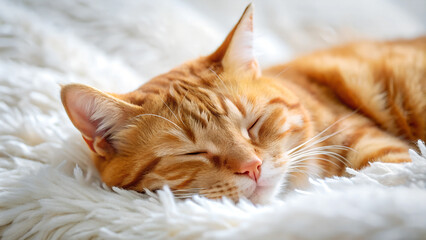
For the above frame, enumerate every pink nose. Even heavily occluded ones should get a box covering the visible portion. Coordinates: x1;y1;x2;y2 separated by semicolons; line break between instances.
234;158;262;182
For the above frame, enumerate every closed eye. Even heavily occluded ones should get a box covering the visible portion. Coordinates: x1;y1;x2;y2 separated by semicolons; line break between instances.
248;117;260;131
184;151;208;156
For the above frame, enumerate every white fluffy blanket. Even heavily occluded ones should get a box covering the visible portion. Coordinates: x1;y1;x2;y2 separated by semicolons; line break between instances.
1;1;426;239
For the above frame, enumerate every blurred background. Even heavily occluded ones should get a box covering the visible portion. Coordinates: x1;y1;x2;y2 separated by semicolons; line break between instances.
1;0;425;91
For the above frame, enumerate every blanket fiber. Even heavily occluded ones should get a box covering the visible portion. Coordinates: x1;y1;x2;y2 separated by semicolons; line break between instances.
1;0;425;239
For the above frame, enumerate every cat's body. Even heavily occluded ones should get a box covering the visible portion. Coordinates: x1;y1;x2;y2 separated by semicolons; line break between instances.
61;5;425;203
266;38;426;184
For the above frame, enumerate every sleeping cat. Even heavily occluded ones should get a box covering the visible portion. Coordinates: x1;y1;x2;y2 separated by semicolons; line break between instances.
61;4;426;204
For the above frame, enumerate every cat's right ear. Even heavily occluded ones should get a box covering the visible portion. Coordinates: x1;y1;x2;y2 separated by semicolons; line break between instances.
61;84;141;157
208;3;260;77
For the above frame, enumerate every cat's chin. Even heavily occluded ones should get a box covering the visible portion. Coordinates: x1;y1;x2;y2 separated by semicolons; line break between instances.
245;172;285;204
247;184;280;204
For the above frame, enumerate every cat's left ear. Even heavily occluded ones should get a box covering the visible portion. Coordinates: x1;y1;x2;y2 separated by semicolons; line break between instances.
209;3;260;77
61;84;142;158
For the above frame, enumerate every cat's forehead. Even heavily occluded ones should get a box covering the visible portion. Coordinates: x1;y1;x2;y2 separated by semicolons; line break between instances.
168;79;263;120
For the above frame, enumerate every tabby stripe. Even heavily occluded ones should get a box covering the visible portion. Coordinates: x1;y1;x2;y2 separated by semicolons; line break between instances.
173;83;188;95
151;79;173;88
165;172;184;181
383;79;414;140
322;149;348;177
336;150;348;175
200;78;214;88
218;96;229;114
141;86;161;94
391;98;416;140
122;157;162;189
160;161;207;179
204;102;221;116
307;66;386;131
318;155;333;176
197;87;214;98
196;91;222;116
188;65;199;79
382;68;424;140
232;98;246;116
183;124;196;143
358;146;408;168
258;109;283;138
175;171;198;189
177;95;206;127
186;80;202;88
209;155;222;168
190;112;208;128
165;94;179;110
343;129;367;149
371;153;411;164
277;126;303;139
403;80;425;140
268;97;299;109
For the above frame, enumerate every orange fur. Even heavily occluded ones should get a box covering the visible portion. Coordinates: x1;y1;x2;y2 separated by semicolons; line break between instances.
61;4;425;203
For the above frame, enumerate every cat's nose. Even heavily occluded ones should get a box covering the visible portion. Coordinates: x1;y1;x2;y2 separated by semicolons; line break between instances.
235;158;262;182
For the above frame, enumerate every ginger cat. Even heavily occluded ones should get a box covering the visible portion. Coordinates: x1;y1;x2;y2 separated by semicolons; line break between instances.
61;4;426;203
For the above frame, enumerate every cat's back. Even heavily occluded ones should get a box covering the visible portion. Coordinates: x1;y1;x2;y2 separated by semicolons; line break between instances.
266;37;426;141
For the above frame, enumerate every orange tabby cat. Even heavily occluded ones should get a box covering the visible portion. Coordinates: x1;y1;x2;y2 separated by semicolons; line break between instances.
61;4;426;203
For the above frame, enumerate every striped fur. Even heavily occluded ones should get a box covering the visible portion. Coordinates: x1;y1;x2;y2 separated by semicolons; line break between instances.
61;5;425;203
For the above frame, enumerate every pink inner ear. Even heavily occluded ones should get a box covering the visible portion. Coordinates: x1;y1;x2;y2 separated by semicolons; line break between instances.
65;90;99;140
220;4;259;76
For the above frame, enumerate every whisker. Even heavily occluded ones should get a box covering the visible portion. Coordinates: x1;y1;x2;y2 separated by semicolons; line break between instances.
171;188;205;193
160;97;185;126
289;156;346;168
286;143;352;176
287;147;345;165
175;87;190;125
288;145;355;158
174;195;194;199
286;168;321;179
287;126;349;157
283;158;323;174
286;111;358;155
311;145;355;151
286;167;319;175
273;65;293;78
290;151;348;164
177;88;190;114
286;161;324;172
172;192;197;196
173;191;207;199
170;188;205;198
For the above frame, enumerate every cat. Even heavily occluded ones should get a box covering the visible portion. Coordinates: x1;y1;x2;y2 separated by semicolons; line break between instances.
61;4;426;204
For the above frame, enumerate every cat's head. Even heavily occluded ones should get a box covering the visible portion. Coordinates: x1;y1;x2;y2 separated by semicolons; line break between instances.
61;4;311;203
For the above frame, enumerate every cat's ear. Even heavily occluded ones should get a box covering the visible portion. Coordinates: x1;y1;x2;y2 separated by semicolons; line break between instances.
61;84;141;157
209;3;260;77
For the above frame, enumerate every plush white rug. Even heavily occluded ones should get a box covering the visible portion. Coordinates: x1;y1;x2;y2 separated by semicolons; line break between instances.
1;0;426;239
